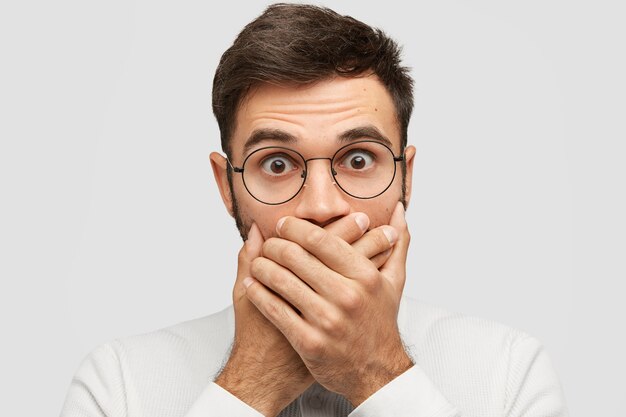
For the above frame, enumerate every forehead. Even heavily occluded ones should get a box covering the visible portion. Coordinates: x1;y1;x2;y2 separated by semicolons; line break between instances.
231;75;401;157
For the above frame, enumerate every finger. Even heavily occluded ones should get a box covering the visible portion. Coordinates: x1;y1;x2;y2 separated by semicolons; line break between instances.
243;276;313;344
369;248;392;269
351;225;398;260
324;213;393;267
234;223;263;301
261;237;349;297
323;212;370;244
250;256;329;320
380;202;410;295
277;217;393;279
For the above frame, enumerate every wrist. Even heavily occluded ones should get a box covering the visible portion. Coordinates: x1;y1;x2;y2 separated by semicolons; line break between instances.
215;348;313;416
215;367;277;416
346;350;414;406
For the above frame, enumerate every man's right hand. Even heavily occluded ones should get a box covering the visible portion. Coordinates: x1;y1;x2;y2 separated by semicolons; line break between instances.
215;222;311;417
215;213;395;417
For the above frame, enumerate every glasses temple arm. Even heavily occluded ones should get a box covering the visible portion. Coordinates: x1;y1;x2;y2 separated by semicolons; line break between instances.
226;159;244;173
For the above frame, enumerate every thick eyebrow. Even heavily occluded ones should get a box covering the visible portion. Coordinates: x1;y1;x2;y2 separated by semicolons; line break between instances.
243;128;298;155
338;126;394;148
242;125;394;155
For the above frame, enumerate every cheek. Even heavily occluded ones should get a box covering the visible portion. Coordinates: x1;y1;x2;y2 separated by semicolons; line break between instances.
350;197;399;230
238;198;290;239
354;178;404;228
230;179;281;238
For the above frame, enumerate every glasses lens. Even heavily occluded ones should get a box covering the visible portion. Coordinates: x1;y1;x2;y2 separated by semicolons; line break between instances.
332;141;397;198
241;147;306;204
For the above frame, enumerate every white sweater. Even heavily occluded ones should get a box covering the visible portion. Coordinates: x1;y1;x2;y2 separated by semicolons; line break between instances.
60;297;568;417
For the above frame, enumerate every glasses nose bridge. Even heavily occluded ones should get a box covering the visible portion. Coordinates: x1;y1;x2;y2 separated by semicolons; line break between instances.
302;156;337;182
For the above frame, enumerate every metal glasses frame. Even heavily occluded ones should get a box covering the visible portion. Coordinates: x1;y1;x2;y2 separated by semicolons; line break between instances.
227;140;405;205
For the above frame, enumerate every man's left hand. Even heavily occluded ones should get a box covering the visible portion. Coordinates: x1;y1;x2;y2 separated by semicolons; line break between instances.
243;202;413;406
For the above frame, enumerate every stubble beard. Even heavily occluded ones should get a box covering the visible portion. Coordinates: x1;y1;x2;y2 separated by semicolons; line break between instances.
227;168;253;241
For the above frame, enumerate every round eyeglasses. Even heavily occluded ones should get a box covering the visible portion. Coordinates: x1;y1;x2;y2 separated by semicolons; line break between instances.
228;140;404;205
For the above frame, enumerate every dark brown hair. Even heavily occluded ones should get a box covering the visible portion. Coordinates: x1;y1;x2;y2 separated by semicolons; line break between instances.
212;3;414;157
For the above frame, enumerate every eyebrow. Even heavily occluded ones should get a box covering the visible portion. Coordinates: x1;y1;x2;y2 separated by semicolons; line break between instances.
242;125;394;155
243;128;298;155
338;126;393;148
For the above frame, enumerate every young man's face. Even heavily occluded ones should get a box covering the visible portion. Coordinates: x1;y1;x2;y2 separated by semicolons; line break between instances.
211;75;416;240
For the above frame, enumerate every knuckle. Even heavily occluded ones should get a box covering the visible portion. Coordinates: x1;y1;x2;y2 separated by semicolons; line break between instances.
250;257;264;276
265;300;287;322
304;227;327;248
264;301;279;320
339;288;365;312
319;311;343;335
291;282;307;303
360;268;381;291
300;333;325;358
261;238;273;256
266;268;287;290
282;242;302;264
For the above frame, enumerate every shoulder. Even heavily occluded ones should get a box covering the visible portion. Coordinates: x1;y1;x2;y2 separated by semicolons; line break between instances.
80;305;235;386
120;305;234;352
398;297;564;413
63;308;236;416
120;305;233;371
399;296;537;352
397;298;544;382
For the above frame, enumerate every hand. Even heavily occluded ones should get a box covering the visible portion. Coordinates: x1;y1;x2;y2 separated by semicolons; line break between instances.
244;202;413;406
216;213;396;416
215;223;312;417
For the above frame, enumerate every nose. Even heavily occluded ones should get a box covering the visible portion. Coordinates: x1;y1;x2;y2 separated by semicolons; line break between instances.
293;159;351;226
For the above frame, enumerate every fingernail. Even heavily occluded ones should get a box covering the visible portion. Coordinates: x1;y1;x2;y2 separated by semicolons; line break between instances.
354;213;369;232
382;226;398;245
276;217;287;235
243;277;254;288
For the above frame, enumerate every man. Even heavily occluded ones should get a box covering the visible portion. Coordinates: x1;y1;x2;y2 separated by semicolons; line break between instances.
61;4;568;417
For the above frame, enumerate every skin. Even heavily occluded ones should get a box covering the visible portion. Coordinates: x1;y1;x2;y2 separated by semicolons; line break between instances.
210;75;416;416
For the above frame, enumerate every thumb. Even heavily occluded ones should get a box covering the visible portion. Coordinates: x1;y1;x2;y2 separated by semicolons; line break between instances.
380;202;409;296
235;223;263;299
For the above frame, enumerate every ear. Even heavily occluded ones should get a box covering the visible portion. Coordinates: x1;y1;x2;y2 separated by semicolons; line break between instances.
209;152;235;217
403;145;416;209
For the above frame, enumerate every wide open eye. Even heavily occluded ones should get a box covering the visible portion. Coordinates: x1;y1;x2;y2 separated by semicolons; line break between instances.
339;149;376;171
259;154;298;176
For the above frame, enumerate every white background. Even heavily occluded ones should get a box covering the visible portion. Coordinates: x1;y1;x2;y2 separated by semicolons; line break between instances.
1;1;624;416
